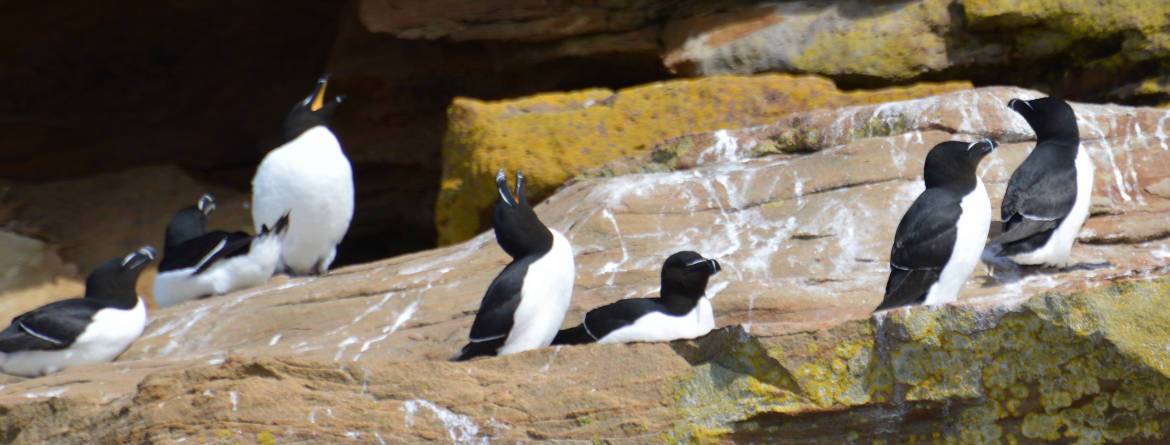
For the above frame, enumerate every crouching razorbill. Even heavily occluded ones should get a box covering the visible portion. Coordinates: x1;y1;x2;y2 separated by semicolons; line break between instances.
252;74;352;275
453;169;575;361
153;194;289;308
552;251;721;345
0;247;155;377
875;139;996;311
982;97;1093;270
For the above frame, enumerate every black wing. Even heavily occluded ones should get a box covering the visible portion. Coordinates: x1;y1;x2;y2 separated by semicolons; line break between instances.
581;298;665;341
158;231;253;273
890;189;961;269
988;214;1060;257
466;258;535;343
452;338;505;361
0;299;105;352
875;267;941;311
1000;142;1078;223
193;231;255;274
551;324;594;345
991;143;1078;255
876;189;960;311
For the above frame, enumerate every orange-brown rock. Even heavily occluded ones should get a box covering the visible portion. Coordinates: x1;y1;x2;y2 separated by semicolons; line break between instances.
2;87;1170;443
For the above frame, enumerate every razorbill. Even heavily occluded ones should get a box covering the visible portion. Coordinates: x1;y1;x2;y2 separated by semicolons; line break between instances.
0;247;155;377
153;194;290;308
982;97;1093;269
453;169;575;361
875;139;996;311
552;251;721;345
251;74;352;275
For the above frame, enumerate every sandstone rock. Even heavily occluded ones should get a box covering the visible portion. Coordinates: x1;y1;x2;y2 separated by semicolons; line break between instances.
437;74;971;244
9;0;1170;272
2;87;1170;443
4;164;251;307
0;230;82;323
660;0;1170;103
357;0;675;43
662;1;954;80
0;230;73;293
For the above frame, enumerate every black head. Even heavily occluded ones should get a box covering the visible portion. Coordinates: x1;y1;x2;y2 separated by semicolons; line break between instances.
282;74;345;142
1008;97;1079;142
923;139;996;191
165;194;215;249
85;246;155;307
660;251;721;301
493;168;553;259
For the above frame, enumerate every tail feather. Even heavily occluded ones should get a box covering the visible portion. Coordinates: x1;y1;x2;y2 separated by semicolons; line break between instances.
260;211;291;237
551;324;595;346
451;338;504;362
873;267;938;312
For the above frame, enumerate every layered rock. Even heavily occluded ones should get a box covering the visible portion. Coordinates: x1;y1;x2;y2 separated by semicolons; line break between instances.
7;0;1170;278
2;87;1170;443
437;74;971;244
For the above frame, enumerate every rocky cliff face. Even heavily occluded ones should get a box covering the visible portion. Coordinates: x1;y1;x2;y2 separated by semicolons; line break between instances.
6;0;1170;274
2;87;1169;443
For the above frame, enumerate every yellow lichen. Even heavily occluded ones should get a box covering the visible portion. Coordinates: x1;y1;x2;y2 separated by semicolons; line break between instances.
671;278;1170;443
436;74;971;244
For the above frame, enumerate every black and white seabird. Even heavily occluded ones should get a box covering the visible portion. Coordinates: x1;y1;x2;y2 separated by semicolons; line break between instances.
153;194;289;308
552;251;721;345
982;97;1093;269
251;74;352;275
0;247;155;377
453;169;575;361
875;139;996;311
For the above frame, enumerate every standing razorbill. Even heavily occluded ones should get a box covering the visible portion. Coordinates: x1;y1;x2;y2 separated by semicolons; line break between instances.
251;74;352;275
0;247;154;377
453;169;575;361
875;139;996;311
982;97;1093;269
154;194;290;308
552;251;721;345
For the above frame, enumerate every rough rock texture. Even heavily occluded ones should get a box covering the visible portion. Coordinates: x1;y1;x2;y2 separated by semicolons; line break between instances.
437;74;971;244
660;0;1170;101
2;87;1170;443
1;164;251;311
0;229;80;323
8;0;1170;278
3;165;252;276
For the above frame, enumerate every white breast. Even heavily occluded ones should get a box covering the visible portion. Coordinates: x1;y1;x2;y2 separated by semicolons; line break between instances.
1006;147;1094;267
497;229;575;356
251;126;354;275
0;299;147;377
924;177;991;305
596;297;716;344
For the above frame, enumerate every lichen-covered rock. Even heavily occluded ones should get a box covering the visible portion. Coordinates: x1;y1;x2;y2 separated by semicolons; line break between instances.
661;0;1170;102
437;74;970;244
3;87;1170;443
673;279;1170;443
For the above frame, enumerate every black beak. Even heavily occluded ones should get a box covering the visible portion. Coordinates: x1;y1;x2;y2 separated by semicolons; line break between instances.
515;171;525;199
122;246;156;270
495;168;515;206
967;138;997;155
709;259;721;274
198;194;216;216
1008;98;1034;113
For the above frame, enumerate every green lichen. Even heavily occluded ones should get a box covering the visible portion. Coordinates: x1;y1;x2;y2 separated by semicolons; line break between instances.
670;278;1170;443
851;113;911;140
